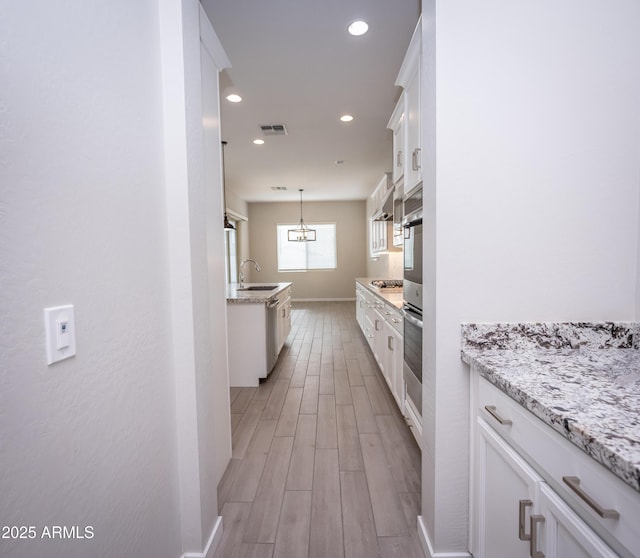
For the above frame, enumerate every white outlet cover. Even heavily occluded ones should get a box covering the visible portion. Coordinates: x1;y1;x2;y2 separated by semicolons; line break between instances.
44;305;76;365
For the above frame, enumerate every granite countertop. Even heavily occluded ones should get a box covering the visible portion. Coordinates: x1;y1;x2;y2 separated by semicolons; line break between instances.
226;282;292;304
355;277;404;309
461;322;640;492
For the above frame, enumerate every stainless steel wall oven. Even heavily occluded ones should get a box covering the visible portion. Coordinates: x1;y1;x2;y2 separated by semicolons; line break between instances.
403;303;422;417
402;186;423;424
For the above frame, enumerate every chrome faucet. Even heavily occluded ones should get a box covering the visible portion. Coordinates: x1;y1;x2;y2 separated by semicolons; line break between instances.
239;258;262;287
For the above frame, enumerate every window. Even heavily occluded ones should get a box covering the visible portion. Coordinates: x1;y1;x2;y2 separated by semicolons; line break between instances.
276;223;337;271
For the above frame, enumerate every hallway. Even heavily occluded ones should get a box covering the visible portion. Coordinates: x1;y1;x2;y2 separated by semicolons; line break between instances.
214;301;423;558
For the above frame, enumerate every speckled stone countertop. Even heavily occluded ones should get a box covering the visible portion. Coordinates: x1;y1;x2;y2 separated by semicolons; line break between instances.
461;322;640;492
226;282;292;303
355;278;404;309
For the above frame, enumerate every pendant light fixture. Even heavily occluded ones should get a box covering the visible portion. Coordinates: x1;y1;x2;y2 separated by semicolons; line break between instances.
221;140;235;230
288;189;316;242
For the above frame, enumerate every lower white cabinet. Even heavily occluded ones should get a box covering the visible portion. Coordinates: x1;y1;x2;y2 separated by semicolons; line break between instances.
356;286;366;330
470;373;627;558
276;288;291;352
380;307;404;410
372;303;404;411
537;483;619;558
474;418;541;558
355;282;405;415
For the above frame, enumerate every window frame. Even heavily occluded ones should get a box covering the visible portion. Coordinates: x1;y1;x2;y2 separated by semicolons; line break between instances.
276;222;337;272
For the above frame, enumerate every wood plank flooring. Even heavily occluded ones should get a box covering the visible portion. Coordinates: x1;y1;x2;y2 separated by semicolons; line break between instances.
216;301;422;558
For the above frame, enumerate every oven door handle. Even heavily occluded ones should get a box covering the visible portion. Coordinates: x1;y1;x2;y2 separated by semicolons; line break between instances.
402;309;423;328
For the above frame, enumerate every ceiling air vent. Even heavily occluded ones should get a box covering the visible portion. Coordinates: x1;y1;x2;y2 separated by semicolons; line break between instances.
271;186;287;191
260;124;288;136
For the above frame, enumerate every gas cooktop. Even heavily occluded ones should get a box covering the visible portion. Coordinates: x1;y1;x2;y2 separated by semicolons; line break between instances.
370;279;403;291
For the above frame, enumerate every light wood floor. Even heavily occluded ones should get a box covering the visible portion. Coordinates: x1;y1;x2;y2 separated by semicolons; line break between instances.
215;301;423;558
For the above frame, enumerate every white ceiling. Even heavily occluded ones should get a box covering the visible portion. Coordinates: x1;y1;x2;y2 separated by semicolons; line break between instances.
202;0;421;203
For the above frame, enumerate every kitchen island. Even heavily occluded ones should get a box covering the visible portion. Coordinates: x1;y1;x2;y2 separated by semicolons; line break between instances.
462;322;640;558
226;282;292;387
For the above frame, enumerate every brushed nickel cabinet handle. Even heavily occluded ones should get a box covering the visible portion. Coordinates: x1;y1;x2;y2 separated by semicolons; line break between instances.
530;515;545;558
412;147;421;171
518;499;532;541
484;405;512;426
388;336;394;351
375;319;380;331
562;476;620;519
397;150;403;167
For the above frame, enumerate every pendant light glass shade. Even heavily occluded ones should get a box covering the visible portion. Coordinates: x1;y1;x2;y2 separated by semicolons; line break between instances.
221;141;235;230
288;189;316;241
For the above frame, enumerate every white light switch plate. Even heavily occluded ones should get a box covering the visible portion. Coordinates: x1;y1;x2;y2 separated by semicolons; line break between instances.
44;305;76;365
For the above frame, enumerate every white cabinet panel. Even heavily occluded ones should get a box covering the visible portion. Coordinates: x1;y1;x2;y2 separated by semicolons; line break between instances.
474;418;542;558
537;484;618;558
355;282;405;417
387;98;405;185
470;372;633;558
394;17;422;193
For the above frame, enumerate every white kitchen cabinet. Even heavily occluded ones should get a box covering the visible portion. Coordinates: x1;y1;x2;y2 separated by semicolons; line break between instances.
356;285;367;330
395;17;422;193
392;186;404;248
227;283;292;387
372;305;385;368
473;418;542;558
536;484;619;558
275;287;291;352
382;306;404;410
360;288;377;350
370;218;389;255
355;281;405;415
373;304;404;411
470;372;634;558
387;98;405;185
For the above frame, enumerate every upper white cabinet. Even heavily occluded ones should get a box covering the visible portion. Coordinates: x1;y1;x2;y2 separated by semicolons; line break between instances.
393;16;422;193
387;98;405;185
369;174;397;256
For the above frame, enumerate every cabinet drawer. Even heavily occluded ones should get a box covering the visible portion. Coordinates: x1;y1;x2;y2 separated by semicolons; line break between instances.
477;375;640;558
380;306;403;335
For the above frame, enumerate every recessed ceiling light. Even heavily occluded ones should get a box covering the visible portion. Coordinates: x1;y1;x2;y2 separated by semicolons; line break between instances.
226;93;242;103
340;114;354;122
253;139;265;145
348;20;368;36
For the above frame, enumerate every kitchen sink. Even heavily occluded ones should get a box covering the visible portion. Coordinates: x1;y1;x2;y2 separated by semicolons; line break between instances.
237;285;278;291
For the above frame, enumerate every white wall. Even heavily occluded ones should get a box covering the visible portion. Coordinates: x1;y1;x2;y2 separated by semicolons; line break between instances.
247;200;368;299
0;2;231;557
0;2;181;557
421;0;640;553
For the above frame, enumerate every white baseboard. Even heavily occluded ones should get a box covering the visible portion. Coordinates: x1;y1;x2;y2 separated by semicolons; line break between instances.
417;516;472;558
181;516;223;558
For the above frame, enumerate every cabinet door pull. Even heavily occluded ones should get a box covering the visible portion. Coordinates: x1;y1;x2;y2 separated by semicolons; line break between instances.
375;319;380;331
388;336;394;351
529;515;545;558
562;476;620;519
397;150;403;168
412;147;421;171
484;405;512;426
518;499;532;541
